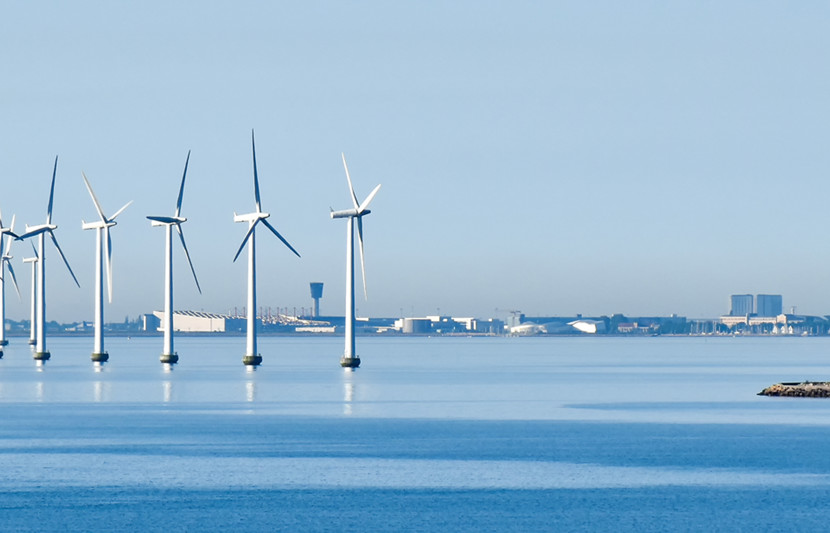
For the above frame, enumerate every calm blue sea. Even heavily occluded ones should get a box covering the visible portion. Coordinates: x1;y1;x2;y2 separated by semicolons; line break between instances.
2;335;830;531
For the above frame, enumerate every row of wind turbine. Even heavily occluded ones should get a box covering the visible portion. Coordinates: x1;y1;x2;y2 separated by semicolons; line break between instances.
4;134;381;370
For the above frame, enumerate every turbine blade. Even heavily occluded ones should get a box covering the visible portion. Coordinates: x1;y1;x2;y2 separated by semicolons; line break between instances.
30;241;38;259
262;219;301;258
50;231;80;288
357;216;367;300
47;156;58;224
358;184;382;214
110;200;133;221
252;129;262;212
175;150;191;217
0;206;4;229
341;153;359;209
3;214;15;256
105;226;113;303
176;224;201;294
7;261;20;300
81;172;107;222
233;221;257;263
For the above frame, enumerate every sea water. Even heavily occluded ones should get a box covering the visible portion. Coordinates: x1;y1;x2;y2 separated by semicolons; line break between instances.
1;335;830;531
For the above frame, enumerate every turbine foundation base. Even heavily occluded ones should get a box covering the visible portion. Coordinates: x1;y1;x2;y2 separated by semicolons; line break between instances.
340;356;360;368
243;355;262;367
160;353;178;365
34;351;50;361
91;352;109;363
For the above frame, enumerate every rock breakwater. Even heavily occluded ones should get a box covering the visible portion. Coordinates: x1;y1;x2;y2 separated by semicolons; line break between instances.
758;381;830;398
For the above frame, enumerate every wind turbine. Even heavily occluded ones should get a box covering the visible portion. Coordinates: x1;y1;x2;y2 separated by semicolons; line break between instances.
17;156;81;362
82;172;132;364
147;151;200;365
0;212;20;350
330;153;381;368
233;130;300;367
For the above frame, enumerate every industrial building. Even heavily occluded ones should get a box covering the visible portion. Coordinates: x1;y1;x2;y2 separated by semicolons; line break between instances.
756;294;783;317
149;311;246;333
728;293;783;317
730;294;754;316
393;316;505;335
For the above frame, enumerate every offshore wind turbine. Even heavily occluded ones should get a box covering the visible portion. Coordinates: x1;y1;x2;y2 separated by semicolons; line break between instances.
18;156;81;362
233;130;300;367
330;153;381;368
82;172;132;364
147;151;200;365
0;212;20;349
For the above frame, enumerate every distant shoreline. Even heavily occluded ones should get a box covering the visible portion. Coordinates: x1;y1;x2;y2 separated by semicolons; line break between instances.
4;332;829;339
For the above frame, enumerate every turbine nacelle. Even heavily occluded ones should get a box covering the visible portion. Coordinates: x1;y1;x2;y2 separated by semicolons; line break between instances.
19;224;57;240
330;208;360;219
82;220;117;231
234;211;270;223
147;216;187;226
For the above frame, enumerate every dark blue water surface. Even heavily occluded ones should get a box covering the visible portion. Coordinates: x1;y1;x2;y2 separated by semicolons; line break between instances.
2;335;830;531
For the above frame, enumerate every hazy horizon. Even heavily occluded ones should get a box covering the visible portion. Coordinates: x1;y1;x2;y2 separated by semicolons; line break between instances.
2;2;829;323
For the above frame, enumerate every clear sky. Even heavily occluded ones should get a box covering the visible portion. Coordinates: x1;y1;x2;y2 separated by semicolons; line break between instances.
1;1;829;323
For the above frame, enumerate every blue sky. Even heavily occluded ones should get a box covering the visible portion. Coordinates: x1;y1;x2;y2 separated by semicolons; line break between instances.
1;1;829;322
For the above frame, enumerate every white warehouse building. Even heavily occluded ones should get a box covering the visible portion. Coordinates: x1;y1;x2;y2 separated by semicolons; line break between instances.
151;311;245;333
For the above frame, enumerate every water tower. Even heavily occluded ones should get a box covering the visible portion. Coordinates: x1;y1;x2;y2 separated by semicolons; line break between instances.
310;282;324;318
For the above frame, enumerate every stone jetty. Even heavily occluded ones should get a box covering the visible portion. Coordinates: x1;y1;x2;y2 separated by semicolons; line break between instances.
758;381;830;398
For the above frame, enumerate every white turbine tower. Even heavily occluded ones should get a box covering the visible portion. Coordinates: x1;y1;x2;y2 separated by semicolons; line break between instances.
81;172;132;364
233;130;300;367
23;247;37;345
18;156;81;363
0;212;20;350
330;153;381;368
146;151;200;365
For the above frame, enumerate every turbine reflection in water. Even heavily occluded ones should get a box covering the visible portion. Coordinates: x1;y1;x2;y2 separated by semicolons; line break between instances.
92;380;110;403
343;368;355;415
245;379;256;403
